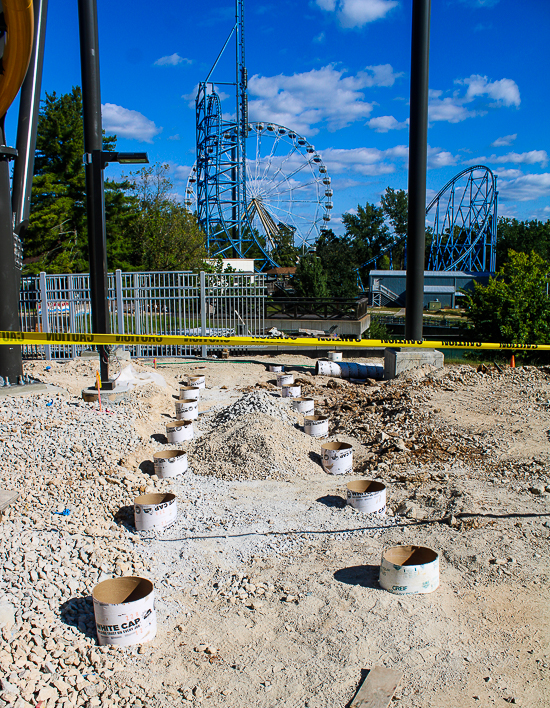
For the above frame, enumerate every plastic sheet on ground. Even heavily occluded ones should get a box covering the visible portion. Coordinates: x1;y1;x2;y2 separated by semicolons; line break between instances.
115;364;167;389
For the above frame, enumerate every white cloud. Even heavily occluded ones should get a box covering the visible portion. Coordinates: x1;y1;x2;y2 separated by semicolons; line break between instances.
322;146;401;175
491;133;517;147
367;115;408;132
154;53;192;67
313;31;325;43
171;164;194;183
168;134;181;141
101;104;161;143
248;64;401;134
428;75;520;124
493;150;547;166
427;148;458;168
494;168;523;178
428;91;481;123
320;143;456;176
183;84;230;108
315;0;398;28
498;173;550;202
460;74;520;107
470;150;548;167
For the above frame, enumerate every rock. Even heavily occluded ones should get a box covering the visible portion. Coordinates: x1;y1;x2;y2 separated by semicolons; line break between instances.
0;597;15;629
193;686;203;699
530;485;545;495
394;438;407;452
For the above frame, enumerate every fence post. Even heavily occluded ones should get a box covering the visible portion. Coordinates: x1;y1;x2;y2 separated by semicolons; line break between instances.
39;271;51;361
200;271;207;358
115;269;124;337
68;275;77;359
133;272;141;357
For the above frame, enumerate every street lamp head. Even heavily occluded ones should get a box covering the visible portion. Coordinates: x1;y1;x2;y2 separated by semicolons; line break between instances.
84;151;149;167
112;152;149;165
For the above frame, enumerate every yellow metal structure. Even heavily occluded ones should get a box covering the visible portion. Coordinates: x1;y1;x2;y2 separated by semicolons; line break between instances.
0;0;34;118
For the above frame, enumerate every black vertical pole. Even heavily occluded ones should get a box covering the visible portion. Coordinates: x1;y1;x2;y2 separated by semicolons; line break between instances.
78;0;110;384
405;0;431;340
13;0;48;242
0;121;21;383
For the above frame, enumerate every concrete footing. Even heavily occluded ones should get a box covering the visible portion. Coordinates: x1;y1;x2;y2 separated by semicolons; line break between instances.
0;383;67;399
81;383;132;403
384;348;444;379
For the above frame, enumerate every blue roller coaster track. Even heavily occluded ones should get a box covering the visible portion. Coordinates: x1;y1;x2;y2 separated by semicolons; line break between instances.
358;165;498;284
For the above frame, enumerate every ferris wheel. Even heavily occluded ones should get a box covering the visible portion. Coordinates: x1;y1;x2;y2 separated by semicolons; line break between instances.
185;121;333;257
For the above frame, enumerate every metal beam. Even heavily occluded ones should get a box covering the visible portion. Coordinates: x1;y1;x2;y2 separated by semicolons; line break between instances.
78;0;110;385
405;0;430;340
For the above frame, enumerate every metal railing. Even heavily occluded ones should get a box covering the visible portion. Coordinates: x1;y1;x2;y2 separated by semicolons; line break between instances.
19;270;266;359
266;297;369;321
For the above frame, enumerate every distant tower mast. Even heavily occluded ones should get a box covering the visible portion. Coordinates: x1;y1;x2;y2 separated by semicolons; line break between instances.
195;0;272;268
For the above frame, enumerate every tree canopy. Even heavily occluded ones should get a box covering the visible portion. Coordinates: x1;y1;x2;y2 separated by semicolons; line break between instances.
24;87;208;274
127;164;207;272
495;217;550;266
462;250;550;344
293;254;329;299
25;87;136;274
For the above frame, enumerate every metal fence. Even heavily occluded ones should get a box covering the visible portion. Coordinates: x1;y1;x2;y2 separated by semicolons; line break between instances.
19;270;266;360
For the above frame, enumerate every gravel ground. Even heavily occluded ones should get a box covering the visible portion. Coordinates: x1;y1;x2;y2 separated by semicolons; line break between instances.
0;353;549;708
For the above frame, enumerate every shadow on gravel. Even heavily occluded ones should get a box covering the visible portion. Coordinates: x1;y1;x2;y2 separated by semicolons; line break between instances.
309;450;322;465
60;596;97;640
151;433;167;444
316;495;345;509
139;460;155;476
334;564;379;589
114;505;135;528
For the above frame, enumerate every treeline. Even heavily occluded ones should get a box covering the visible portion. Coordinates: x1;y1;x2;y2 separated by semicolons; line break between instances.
23;87;207;275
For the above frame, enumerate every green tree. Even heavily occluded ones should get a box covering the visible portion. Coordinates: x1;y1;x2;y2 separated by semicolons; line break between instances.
293;254;329;298
381;187;408;239
342;202;392;283
495;217;550;265
128;164;208;271
462;250;550;343
24;87;135;274
315;230;358;298
270;224;300;267
380;187;407;269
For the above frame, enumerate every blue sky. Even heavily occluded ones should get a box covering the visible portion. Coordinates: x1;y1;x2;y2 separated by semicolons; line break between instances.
6;0;550;238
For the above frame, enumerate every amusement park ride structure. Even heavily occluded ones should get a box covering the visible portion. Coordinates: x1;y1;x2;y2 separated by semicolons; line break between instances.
188;0;333;271
189;0;498;276
357;165;498;287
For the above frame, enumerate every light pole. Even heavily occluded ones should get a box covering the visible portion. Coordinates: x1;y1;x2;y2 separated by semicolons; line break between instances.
78;0;147;387
405;0;431;340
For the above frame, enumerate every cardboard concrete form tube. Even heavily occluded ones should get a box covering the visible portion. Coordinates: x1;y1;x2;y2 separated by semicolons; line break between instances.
187;375;205;389
153;450;187;479
179;385;200;400
165;420;193;443
268;364;284;372
276;373;294;387
175;398;198;421
303;415;329;438
134;493;177;531
379;545;439;595
321;441;353;475
346;479;386;513
291;397;315;414
328;351;343;362
92;577;156;647
281;384;301;398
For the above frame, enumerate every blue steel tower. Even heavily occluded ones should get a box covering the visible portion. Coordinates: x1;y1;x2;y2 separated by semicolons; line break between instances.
195;0;273;269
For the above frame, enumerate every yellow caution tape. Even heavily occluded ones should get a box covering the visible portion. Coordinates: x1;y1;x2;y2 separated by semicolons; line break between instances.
0;330;547;350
